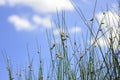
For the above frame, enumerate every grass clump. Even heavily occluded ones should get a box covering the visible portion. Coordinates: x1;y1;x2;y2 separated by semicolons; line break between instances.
3;0;120;80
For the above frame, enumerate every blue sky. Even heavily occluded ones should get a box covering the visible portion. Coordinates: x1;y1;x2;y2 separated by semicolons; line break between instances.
0;0;117;79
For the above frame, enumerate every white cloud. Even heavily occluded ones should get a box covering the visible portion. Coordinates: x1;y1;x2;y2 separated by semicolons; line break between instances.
53;29;65;35
91;36;110;47
8;15;54;31
7;0;74;13
53;29;59;35
95;10;119;49
96;11;118;29
96;10;119;36
53;26;81;35
32;15;52;29
0;0;6;6
69;26;81;33
8;15;35;31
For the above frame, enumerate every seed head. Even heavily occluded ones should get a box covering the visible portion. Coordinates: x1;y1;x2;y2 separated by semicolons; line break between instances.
90;18;94;21
56;54;63;60
50;43;55;50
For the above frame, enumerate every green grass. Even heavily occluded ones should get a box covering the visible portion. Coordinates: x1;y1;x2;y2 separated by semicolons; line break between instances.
2;0;120;80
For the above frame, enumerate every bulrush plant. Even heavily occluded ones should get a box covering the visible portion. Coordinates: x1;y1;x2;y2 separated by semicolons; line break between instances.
72;0;120;79
3;0;120;80
2;50;14;80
